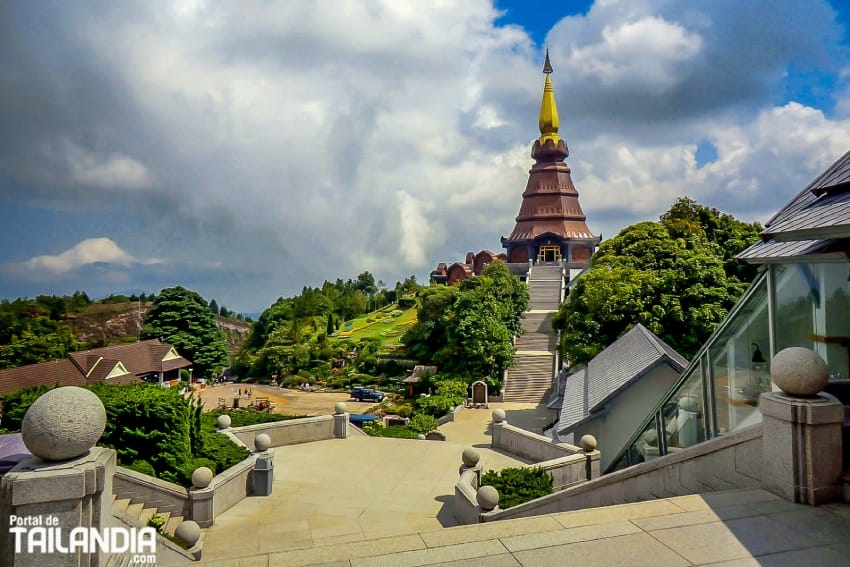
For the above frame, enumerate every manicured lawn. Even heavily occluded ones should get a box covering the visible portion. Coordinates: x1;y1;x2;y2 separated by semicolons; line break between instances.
334;304;417;346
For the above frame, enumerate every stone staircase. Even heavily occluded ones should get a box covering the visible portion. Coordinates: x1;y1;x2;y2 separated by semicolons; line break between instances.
111;494;184;536
503;265;563;403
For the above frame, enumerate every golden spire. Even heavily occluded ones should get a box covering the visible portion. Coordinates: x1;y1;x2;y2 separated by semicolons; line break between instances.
538;47;560;145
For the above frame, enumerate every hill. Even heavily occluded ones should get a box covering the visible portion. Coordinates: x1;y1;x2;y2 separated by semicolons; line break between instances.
63;302;251;356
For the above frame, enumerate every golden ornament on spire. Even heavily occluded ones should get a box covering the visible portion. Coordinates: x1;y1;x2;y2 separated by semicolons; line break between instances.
538;47;560;144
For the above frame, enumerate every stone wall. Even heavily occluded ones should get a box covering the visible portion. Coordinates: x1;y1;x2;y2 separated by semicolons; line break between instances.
210;455;258;518
491;421;583;462
436;404;465;426
228;415;335;448
454;468;481;525
113;466;190;517
482;424;762;522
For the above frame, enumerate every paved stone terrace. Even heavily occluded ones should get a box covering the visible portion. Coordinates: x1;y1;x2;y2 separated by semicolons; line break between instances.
200;488;850;566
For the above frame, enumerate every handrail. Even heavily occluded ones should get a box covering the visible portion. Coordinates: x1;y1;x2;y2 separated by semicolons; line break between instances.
604;268;768;472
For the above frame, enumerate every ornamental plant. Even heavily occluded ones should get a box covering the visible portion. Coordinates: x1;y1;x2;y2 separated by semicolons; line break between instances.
480;466;553;509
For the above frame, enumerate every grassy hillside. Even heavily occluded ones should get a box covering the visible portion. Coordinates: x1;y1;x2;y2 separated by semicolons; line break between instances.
333;304;417;347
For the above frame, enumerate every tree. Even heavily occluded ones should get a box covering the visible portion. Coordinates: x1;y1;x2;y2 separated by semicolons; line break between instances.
403;262;528;392
355;271;378;296
141;286;230;379
554;199;760;366
209;298;219;315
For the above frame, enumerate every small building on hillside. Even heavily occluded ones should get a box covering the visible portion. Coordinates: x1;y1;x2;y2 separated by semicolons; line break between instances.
549;324;687;471
0;339;192;398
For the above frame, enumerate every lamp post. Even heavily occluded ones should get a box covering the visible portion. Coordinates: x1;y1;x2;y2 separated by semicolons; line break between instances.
189;367;194;388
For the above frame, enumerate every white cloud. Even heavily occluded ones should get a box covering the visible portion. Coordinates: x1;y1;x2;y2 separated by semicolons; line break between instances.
67;144;153;190
22;238;158;275
0;1;847;310
567;16;703;91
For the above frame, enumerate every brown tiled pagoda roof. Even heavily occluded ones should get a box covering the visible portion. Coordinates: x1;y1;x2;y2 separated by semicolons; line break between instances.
505;138;597;242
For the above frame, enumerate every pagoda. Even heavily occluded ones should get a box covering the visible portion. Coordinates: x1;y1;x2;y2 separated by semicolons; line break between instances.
501;50;600;270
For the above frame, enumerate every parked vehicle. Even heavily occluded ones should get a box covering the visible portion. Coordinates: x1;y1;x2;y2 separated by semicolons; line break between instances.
351;387;384;402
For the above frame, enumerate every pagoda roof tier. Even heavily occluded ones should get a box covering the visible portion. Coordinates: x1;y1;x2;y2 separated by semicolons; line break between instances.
503;50;598;247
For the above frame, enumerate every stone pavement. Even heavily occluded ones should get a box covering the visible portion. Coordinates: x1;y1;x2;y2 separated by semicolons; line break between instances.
200;403;550;561
200;488;850;566
201;435;529;560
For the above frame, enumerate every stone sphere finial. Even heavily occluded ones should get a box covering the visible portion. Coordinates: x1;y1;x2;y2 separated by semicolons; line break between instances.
216;414;231;429
678;395;698;412
771;347;828;397
191;466;213;489
254;433;272;452
461;447;480;468
579;434;597;452
334;401;347;415
22;386;106;461
175;520;201;547
492;408;506;423
417;433;426;440
477;485;500;511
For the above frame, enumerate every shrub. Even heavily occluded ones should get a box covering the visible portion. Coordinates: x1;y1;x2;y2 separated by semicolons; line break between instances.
409;413;438;434
203;408;300;428
397;297;416;309
1;385;53;431
148;514;166;532
391;310;403;317
480;467;553;509
6;383;251;487
126;460;156;476
363;421;419;439
416;379;467;417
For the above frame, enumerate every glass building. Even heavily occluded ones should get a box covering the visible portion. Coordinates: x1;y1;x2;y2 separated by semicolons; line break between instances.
610;149;850;472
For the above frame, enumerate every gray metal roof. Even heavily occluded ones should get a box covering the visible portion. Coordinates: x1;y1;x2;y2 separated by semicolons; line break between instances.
557;324;687;434
765;190;850;241
736;239;834;262
738;148;850;263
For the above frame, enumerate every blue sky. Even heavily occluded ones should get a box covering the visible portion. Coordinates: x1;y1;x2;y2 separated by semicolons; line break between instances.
1;1;849;313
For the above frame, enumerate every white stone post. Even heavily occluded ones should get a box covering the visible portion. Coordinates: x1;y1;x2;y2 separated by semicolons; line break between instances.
0;387;114;567
760;347;844;505
333;402;349;439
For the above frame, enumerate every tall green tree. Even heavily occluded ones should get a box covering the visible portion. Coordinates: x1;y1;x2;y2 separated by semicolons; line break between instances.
554;199;760;366
141;286;230;378
403;262;528;392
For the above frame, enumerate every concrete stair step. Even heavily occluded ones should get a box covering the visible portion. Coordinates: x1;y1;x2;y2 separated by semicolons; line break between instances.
125;502;145;521
137;507;157;526
113;498;131;514
164;515;183;536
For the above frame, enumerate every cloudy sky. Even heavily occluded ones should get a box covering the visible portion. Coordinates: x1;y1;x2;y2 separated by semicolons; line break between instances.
1;0;849;313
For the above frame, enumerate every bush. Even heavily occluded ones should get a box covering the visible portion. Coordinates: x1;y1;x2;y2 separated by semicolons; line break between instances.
397;297;416;309
416;379;467;417
409;413;438;434
480;467;553;509
362;421;419;439
391;310;403;317
1;385;53;431
203;408;300;428
126;460;156;476
5;383;251;487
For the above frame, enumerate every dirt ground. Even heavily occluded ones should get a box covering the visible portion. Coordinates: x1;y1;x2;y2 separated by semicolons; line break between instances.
191;382;381;416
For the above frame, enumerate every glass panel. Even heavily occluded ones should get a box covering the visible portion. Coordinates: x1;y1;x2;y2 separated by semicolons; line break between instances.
774;263;850;380
709;276;769;434
662;365;707;452
632;415;662;463
774;264;817;353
